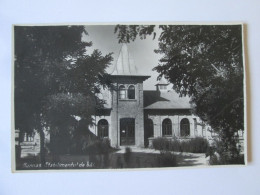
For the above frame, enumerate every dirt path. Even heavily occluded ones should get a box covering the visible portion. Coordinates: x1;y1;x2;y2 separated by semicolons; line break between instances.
116;147;208;167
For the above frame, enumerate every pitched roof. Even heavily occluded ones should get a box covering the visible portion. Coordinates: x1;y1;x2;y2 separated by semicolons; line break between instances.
144;90;191;109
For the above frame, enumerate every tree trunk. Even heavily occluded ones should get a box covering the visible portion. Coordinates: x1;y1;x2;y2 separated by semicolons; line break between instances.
39;129;46;168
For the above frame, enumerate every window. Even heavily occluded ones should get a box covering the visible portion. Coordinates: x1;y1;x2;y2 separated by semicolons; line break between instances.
128;85;135;99
98;119;109;138
180;118;190;137
23;133;34;142
162;118;172;136
193;118;197;136
159;85;167;90
145;119;154;137
119;85;136;100
201;124;205;137
119;85;126;99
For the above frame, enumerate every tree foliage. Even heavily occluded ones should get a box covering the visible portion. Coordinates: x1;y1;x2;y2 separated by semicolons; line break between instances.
115;25;156;43
15;26;113;158
115;25;244;137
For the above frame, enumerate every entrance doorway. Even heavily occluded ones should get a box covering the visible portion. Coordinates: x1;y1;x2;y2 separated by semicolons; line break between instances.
120;118;135;146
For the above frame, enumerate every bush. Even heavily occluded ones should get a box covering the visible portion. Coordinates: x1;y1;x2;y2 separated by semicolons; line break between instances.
209;152;244;165
152;137;209;153
208;139;245;165
169;138;182;152
182;137;209;153
157;151;178;167
84;138;111;155
153;137;172;151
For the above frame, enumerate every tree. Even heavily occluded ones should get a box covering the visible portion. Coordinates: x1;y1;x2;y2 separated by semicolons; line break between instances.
15;26;113;166
115;25;244;159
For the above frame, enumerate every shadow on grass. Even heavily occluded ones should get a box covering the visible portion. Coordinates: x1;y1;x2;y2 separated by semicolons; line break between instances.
16;150;206;170
177;153;206;166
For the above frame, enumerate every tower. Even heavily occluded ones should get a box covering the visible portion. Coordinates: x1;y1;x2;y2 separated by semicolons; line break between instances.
155;76;169;93
109;44;150;147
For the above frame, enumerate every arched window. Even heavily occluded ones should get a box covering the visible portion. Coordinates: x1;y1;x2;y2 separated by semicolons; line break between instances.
180;118;190;137
162;118;172;136
119;85;126;99
98;119;109;138
128;85;135;99
145;119;154;137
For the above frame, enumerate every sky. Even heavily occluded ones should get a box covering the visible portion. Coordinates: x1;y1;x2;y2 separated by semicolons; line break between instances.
82;25;164;90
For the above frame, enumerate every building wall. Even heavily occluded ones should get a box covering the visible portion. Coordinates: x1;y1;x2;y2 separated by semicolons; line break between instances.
146;113;213;139
110;81;145;147
147;114;194;138
145;113;216;147
89;82;215;148
15;128;50;158
89;115;112;138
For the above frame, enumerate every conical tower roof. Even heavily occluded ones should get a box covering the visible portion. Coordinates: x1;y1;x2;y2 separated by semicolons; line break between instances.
111;43;138;76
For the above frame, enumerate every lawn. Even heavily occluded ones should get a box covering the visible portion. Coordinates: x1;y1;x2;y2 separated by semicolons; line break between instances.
16;148;207;170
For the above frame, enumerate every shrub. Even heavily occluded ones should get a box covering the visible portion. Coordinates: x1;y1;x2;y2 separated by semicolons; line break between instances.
84;138;111;155
157;151;178;167
169;138;182;152
152;137;209;153
228;155;245;164
209;139;245;165
153;137;171;151
182;137;209;153
209;152;244;165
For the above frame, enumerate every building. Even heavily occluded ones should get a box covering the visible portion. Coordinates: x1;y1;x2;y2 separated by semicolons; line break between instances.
89;44;213;148
16;43;218;158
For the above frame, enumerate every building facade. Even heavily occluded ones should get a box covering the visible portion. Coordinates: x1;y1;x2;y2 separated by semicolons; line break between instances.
89;44;213;148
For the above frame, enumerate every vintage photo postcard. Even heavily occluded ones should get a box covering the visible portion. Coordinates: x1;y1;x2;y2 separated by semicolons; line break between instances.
12;23;246;172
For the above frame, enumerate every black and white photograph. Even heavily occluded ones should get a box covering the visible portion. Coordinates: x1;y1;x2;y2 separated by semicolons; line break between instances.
13;24;246;171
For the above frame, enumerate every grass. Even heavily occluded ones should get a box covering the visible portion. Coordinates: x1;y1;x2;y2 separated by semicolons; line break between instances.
16;150;181;170
209;151;245;165
17;137;211;170
156;151;178;167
